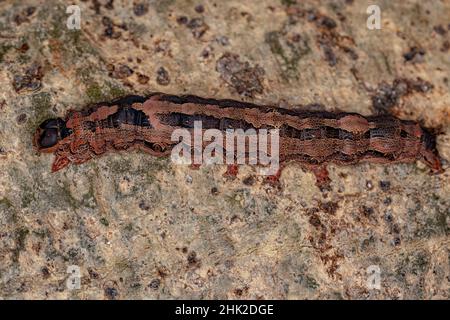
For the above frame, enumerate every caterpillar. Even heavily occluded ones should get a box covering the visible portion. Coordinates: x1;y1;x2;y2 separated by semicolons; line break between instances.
34;93;443;188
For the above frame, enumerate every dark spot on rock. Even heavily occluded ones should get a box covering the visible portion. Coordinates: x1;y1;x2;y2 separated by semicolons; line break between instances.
13;7;36;25
137;73;149;84
384;211;393;222
133;2;149;16
393;237;401;246
139;200;150;210
104;26;113;37
112;64;133;79
67;248;80;261
103;19;122;39
403;46;425;63
17;43;29;53
149;279;160;290
156;67;170;86
118;23;128;31
216;35;230;46
157;267;168;278
371;78;433;114
211;187;219;195
195;4;205;14
372;81;404;112
408;78;433;92
154;39;171;54
187;18;209;39
361;238;372;250
341;46;358;60
336;11;346;22
16;113;27;124
216;52;265;97
88;268;99;279
441;40;450;53
243;175;255;186
176;16;188;25
91;0;102;14
130;282;141;289
319;201;339;215
233;286;248;296
201;46;212;59
306;9;317;21
105;0;114;10
360;206;374;218
26;6;36;16
13;63;43;93
187;251;197;262
41;266;50;279
309;214;322;228
433;25;447;36
321;42;337;67
224;260;234;269
182;247;188;253
104;287;119;300
289;8;357;67
187;250;200;267
230;215;241;224
318;16;337;29
379;180;391;191
102;16;112;27
383;197;392;205
392;223;400;234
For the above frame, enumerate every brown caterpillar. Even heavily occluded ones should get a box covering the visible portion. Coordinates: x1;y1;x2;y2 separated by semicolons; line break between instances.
33;93;443;188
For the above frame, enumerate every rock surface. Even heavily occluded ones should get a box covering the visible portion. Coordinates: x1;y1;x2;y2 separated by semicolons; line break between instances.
0;0;448;299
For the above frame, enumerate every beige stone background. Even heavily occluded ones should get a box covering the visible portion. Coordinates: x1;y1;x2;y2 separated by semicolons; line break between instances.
0;0;449;299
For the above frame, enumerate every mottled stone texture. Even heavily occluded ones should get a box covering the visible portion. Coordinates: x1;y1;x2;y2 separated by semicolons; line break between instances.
0;0;449;300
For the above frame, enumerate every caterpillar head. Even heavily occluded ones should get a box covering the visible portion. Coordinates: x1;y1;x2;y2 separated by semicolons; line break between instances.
34;118;72;152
